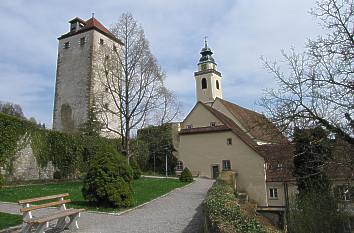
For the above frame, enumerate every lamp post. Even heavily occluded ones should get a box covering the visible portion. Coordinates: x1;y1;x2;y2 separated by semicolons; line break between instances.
164;145;169;178
153;152;156;176
165;152;168;177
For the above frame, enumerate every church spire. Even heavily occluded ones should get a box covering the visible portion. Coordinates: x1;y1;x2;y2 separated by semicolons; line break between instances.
198;37;216;66
194;39;222;104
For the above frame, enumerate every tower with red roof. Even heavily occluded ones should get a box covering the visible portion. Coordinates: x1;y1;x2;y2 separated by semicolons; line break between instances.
52;16;123;136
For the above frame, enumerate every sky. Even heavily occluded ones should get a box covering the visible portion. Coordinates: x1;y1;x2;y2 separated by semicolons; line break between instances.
0;0;323;127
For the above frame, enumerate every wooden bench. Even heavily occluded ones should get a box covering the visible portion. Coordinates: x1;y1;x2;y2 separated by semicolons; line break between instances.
18;193;85;233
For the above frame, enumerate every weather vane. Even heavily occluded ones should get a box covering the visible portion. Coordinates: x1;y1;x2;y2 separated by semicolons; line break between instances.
92;12;95;18
204;36;208;47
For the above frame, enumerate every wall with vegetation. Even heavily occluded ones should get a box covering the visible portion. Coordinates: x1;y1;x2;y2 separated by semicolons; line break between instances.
203;179;280;233
0;113;119;182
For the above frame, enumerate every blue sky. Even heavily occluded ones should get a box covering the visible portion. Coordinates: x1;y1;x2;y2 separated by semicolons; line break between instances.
0;0;322;127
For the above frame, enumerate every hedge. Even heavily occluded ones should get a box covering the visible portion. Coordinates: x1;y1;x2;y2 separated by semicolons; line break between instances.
203;180;280;233
0;113;121;180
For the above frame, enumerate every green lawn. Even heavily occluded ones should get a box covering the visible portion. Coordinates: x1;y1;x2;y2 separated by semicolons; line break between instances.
0;212;22;230
0;177;186;212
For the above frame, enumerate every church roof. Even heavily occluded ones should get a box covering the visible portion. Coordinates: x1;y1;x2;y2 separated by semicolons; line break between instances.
58;17;123;45
180;101;295;182
215;98;288;144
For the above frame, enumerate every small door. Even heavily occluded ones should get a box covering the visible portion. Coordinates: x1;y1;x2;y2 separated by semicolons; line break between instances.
212;165;219;179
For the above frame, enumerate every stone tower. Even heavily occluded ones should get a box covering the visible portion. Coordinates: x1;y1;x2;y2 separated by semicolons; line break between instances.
52;16;123;136
194;40;222;105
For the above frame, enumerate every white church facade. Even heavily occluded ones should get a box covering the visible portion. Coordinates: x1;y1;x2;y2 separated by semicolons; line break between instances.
173;41;296;208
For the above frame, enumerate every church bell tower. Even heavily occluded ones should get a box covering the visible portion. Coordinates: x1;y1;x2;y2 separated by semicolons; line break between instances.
194;39;222;105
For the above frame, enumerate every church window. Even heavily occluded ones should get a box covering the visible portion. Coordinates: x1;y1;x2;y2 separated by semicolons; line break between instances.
227;138;232;145
216;80;220;90
186;124;192;129
269;188;278;199
176;161;183;171
64;41;70;49
222;160;231;171
202;78;207;89
80;37;86;45
100;38;104;45
210;122;216;127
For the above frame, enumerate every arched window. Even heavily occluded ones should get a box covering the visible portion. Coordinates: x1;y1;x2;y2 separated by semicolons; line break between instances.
216;80;220;90
202;78;207;89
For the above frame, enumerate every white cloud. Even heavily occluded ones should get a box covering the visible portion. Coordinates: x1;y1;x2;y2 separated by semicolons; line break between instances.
0;0;325;125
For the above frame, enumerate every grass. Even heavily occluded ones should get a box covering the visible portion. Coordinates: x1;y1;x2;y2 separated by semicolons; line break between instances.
0;177;187;212
0;212;22;230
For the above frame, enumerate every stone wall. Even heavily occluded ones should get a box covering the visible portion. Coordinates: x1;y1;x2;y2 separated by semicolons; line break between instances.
1;139;54;182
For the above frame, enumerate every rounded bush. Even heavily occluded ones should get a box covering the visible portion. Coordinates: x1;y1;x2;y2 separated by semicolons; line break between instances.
82;146;134;207
179;167;193;182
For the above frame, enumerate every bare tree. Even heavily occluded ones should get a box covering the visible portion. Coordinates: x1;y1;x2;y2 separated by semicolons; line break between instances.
0;101;25;119
260;0;354;145
95;13;179;161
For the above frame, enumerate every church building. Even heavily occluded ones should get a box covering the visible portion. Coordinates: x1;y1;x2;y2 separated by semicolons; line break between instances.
174;41;296;209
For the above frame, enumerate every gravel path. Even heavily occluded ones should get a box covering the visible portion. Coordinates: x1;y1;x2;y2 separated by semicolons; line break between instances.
0;178;214;233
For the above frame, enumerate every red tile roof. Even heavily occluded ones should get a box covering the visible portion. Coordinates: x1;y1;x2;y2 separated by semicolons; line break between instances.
58;17;123;45
215;98;288;144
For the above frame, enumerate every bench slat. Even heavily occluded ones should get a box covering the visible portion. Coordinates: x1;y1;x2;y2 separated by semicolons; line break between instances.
20;199;71;213
18;193;69;204
24;208;85;224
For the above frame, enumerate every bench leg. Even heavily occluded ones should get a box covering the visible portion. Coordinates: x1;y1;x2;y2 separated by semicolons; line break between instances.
20;223;32;233
67;213;80;230
55;216;67;230
33;222;48;233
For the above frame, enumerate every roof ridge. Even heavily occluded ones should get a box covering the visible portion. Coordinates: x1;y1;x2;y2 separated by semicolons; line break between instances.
199;102;261;153
217;98;264;117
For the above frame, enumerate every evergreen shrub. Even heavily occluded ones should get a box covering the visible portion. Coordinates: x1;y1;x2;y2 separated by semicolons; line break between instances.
82;146;134;207
179;167;193;182
130;159;142;180
0;174;4;188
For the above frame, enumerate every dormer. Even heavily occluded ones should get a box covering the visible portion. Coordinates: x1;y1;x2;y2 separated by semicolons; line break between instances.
69;17;85;33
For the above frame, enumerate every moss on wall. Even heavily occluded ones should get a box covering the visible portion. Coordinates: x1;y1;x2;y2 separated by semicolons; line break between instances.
0;113;120;180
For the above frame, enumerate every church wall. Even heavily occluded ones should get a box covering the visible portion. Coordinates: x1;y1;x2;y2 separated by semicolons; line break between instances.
178;131;268;206
266;182;297;207
53;30;94;132
182;103;223;128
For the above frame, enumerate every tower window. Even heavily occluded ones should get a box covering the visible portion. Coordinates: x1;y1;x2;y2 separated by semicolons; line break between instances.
227;138;232;145
80;37;86;45
100;38;104;45
64;42;70;49
216;80;220;90
202;78;207;89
